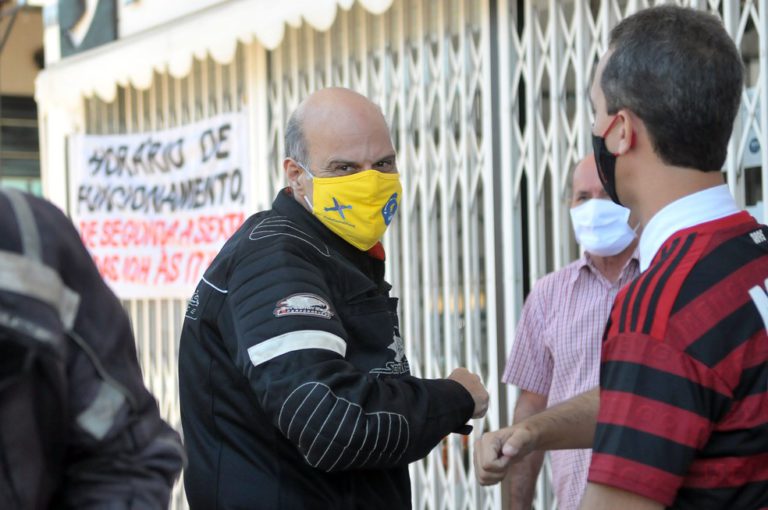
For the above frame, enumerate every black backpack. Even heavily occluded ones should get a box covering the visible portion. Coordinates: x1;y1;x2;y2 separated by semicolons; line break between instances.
0;187;72;508
0;188;184;509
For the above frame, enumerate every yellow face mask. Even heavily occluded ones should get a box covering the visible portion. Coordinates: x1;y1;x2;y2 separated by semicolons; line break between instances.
301;167;402;251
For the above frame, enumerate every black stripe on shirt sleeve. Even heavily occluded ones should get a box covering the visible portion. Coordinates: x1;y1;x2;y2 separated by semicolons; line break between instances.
593;422;696;476
600;360;731;420
674;479;768;510
684;302;763;368
732;363;768;400
700;423;768;459
673;234;767;315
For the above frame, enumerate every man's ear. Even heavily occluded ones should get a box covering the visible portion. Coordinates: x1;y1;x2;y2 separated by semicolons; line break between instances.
284;158;304;193
615;110;636;155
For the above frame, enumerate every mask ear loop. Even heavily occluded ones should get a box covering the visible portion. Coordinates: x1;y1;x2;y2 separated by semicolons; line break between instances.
601;115;622;155
296;161;315;209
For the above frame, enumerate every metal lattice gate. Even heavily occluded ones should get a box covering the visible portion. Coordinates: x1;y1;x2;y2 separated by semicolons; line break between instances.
78;1;767;509
265;2;501;509
496;0;767;506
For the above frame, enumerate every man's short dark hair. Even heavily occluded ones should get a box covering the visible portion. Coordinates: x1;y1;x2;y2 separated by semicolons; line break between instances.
602;6;744;171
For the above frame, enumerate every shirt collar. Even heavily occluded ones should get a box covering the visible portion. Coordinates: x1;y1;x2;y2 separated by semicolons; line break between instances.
639;184;740;272
575;247;640;285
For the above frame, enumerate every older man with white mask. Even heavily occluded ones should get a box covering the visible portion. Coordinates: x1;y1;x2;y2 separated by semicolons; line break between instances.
501;154;639;510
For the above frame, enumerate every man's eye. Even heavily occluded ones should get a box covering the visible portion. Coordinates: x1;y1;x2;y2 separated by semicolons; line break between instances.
376;160;393;168
336;164;354;172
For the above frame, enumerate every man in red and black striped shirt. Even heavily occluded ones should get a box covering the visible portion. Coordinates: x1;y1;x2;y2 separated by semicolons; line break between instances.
475;6;768;509
589;194;768;509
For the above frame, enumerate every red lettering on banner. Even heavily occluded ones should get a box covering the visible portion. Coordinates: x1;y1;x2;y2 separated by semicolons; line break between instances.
185;251;206;284
80;221;99;248
81;213;245;293
122;220;140;247
220;212;245;239
122;255;151;284
100;220;112;247
179;219;194;244
193;218;211;244
161;220;181;246
155;250;183;284
88;213;246;250
93;254;120;282
184;250;217;284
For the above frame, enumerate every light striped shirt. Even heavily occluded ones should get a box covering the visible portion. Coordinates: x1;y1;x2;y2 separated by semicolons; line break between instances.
502;252;639;510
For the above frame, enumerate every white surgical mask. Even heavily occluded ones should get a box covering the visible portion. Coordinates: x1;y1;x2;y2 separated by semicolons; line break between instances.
570;199;637;257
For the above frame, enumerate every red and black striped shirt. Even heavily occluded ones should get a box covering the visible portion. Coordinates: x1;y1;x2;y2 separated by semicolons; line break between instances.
588;212;768;508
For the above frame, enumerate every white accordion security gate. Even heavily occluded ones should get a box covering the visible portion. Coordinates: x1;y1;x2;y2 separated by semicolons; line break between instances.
264;2;501;509
79;1;767;509
495;0;767;506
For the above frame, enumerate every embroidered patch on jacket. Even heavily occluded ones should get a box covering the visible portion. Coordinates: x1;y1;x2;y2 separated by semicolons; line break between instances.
370;328;410;376
185;288;200;320
273;293;334;320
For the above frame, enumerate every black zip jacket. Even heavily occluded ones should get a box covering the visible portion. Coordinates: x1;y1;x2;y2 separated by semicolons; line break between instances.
179;188;474;509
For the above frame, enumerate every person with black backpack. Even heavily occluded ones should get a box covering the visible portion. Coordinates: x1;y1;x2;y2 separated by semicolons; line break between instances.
0;187;184;509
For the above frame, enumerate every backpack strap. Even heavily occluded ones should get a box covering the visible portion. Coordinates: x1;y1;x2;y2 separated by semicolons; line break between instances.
0;190;133;440
0;189;80;331
1;188;42;262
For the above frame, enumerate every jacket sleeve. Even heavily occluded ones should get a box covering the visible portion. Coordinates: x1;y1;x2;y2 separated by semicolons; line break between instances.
36;200;184;509
221;241;475;473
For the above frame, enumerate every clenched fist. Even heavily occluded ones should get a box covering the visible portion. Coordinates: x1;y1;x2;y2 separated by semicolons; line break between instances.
473;425;537;486
447;367;489;419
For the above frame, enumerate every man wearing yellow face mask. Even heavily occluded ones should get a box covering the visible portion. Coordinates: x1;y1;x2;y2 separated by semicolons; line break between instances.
179;88;489;510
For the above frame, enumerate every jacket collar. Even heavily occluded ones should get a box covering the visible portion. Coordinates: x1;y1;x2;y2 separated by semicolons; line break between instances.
272;188;386;286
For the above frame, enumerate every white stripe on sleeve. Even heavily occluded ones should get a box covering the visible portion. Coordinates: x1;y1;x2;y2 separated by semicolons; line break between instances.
247;330;347;366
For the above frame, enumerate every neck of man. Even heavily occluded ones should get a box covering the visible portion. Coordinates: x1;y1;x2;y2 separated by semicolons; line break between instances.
625;162;726;229
588;238;638;284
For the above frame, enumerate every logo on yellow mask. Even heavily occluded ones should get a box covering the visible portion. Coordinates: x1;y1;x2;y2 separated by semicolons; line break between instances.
302;167;402;251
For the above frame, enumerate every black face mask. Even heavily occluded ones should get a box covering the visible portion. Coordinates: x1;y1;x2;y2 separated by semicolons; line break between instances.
591;132;621;205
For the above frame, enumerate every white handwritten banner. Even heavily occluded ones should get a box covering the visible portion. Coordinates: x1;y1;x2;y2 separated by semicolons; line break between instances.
69;112;250;299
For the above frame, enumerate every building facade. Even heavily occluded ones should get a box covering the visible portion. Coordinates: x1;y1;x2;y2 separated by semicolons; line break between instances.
35;1;767;508
1;1;44;194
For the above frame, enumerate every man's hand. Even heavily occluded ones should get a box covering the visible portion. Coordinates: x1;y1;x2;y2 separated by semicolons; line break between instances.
473;424;538;486
448;368;489;418
474;388;600;487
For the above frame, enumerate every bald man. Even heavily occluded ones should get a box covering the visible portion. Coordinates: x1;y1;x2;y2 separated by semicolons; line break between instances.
500;155;639;510
178;88;488;509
